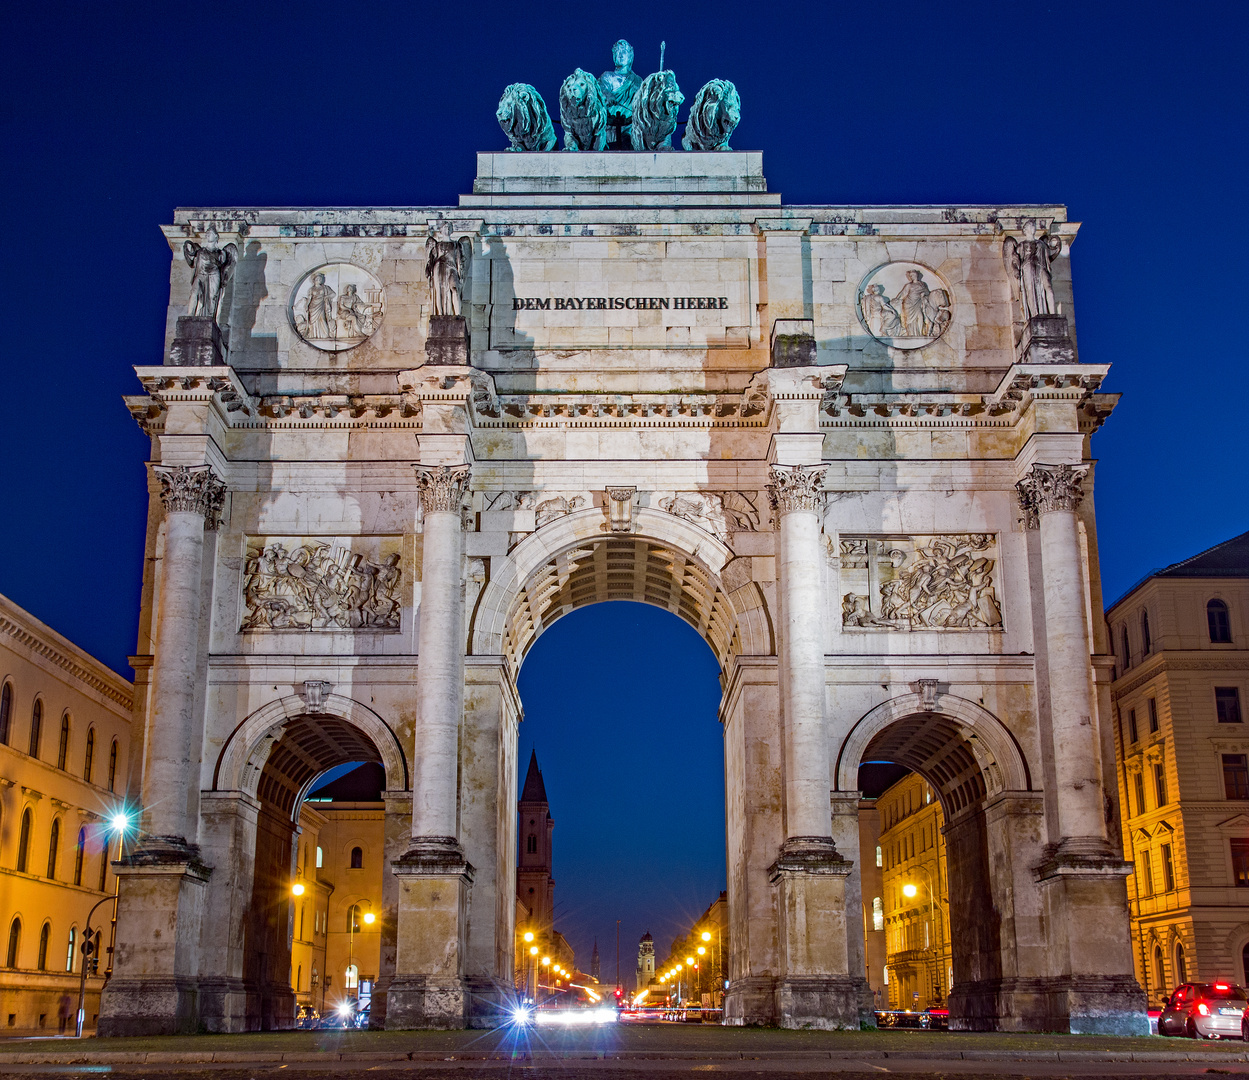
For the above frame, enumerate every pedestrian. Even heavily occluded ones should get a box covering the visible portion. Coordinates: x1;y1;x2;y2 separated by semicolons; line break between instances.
57;994;72;1035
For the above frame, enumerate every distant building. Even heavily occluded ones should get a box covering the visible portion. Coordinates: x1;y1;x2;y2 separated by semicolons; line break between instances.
636;931;655;991
1108;531;1249;1003
0;592;134;1033
876;773;951;1010
590;939;601;982
654;892;727;1006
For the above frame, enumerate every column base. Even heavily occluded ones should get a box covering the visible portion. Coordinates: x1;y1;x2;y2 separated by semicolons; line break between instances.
384;977;470;1030
97;977;204;1036
723;976;777;1026
425;316;469;365
950;976;1148;1034
194;976;252;1034
776;975;874;1030
466;976;517;1029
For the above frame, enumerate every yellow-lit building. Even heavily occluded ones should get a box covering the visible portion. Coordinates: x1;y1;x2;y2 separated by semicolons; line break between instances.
0;593;134;1033
877;772;951;1010
655;891;728;1006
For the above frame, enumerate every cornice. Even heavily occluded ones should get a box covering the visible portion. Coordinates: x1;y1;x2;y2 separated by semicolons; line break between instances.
0;616;133;712
1112;653;1249;701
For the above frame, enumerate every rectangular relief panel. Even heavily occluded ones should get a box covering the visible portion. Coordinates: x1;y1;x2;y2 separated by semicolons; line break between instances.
838;534;1003;632
240;535;404;632
487;250;754;351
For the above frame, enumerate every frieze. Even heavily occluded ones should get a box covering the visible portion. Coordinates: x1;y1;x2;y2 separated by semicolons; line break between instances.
240;536;403;633
839;534;1004;632
659;491;760;542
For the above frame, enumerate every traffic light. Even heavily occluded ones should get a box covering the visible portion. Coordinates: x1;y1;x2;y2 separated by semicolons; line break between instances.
614;988;623;1001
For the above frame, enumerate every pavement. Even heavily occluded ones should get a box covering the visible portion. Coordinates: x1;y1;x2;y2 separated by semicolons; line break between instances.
2;1023;1249;1077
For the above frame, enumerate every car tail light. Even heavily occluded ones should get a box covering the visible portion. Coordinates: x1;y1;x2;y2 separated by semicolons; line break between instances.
1215;983;1231;990
1197;1002;1210;1016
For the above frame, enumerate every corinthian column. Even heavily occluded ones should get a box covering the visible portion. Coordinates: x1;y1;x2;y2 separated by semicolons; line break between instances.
143;464;225;851
767;463;833;850
1016;462;1108;848
409;464;472;853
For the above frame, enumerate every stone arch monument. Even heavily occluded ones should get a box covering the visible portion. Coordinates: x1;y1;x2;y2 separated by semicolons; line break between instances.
102;146;1145;1035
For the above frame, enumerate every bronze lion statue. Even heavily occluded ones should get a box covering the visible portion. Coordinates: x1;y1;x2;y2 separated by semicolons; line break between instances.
629;69;684;151
682;79;741;152
496;83;557;152
558;68;608;151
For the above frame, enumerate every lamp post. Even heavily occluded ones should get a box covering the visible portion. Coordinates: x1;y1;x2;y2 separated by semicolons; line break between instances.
77;811;133;1036
903;862;946;1006
345;902;375;1003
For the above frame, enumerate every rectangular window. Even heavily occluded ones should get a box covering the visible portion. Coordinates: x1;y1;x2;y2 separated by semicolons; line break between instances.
1161;843;1176;892
1224;755;1249;800
872;897;884;931
1128;709;1139;743
1232;840;1249;887
1148;698;1160;734
1154;761;1168;806
1139;848;1154;896
1134;772;1146;816
1217;687;1244;724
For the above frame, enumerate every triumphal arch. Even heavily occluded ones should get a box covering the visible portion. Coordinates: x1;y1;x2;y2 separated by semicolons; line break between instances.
102;59;1146;1034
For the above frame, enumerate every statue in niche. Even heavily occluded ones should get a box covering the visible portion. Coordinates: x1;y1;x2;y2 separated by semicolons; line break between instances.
184;226;238;322
425;233;470;318
682;79;741;151
630;45;684;151
599;39;643;147
1003;219;1063;321
559;68;608;151
337;283;380;337
496;83;558;151
302;273;337;340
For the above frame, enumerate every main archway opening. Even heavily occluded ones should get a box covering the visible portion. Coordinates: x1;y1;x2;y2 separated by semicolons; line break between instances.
500;525;739;1013
841;701;1033;1031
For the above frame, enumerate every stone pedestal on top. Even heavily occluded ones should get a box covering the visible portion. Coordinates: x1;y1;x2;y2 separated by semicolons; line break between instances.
168;315;224;366
1020;314;1075;364
425;315;470;366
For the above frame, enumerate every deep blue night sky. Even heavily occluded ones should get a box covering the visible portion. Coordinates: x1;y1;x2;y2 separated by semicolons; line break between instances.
3;0;1246;977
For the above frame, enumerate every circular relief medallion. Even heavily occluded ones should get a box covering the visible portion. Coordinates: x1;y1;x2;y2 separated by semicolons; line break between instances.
856;262;953;350
289;263;385;352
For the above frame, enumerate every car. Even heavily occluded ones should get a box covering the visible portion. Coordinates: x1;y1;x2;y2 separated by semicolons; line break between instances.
1159;982;1248;1039
919;1006;949;1030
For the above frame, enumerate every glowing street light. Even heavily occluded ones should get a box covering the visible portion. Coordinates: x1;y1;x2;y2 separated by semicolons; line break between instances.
363;911;376;925
292;882;306;897
523;931;534;943
697;946;706;956
902;883;919;899
530;945;538;956
701;931;711;942
542;956;551;966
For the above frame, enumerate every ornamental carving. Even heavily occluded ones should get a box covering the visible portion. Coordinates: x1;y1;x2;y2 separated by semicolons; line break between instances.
289;263;385;352
856;262;953;350
240;537;402;632
839;534;1004;632
415;464;472;515
766;465;827;519
1015;463;1087;523
155;465;226;528
659;491;760;542
535;494;586;528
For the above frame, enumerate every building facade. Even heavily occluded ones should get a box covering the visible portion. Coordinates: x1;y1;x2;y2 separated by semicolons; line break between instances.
105;113;1142;1033
0;593;133;1033
1109;532;1249;1005
876;773;952;1011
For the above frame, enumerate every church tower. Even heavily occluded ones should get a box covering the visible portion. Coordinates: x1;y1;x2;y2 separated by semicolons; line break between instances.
516;751;555;935
591;939;601;982
636;931;655;992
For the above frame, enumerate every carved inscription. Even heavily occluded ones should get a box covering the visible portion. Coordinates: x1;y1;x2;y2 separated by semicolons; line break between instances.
840;534;1003;632
241;536;402;632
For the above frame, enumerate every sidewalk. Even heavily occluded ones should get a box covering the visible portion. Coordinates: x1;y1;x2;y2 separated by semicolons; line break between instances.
2;1025;1249;1066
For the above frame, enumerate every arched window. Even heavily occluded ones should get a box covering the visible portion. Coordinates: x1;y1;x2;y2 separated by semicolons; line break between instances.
0;681;11;744
1156;944;1166;993
348;904;361;933
73;829;85;886
316;846;323;868
37;922;50;970
17;809;32;873
872;896;884;931
47;818;60;880
6;919;20;968
66;927;76;973
1209;600;1233;644
1175;941;1188;984
345;963;359;989
28;699;42;758
107;739;118;792
98;844;108;892
83;728;95;783
350;846;363;869
526;834;537;854
1121;626;1131;670
57;714;70;770
1141;611;1152;657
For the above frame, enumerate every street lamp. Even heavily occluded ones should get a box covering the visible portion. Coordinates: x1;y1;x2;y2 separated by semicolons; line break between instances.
902;865;946;1006
347;902;374;1001
76;810;134;1037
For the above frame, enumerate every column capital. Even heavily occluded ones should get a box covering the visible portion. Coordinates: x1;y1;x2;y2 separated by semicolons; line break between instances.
767;463;827;522
1015;462;1087;527
153;464;226;528
414;463;472;515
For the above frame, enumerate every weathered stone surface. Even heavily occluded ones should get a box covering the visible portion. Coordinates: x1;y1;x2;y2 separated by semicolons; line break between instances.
168;315;223;366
